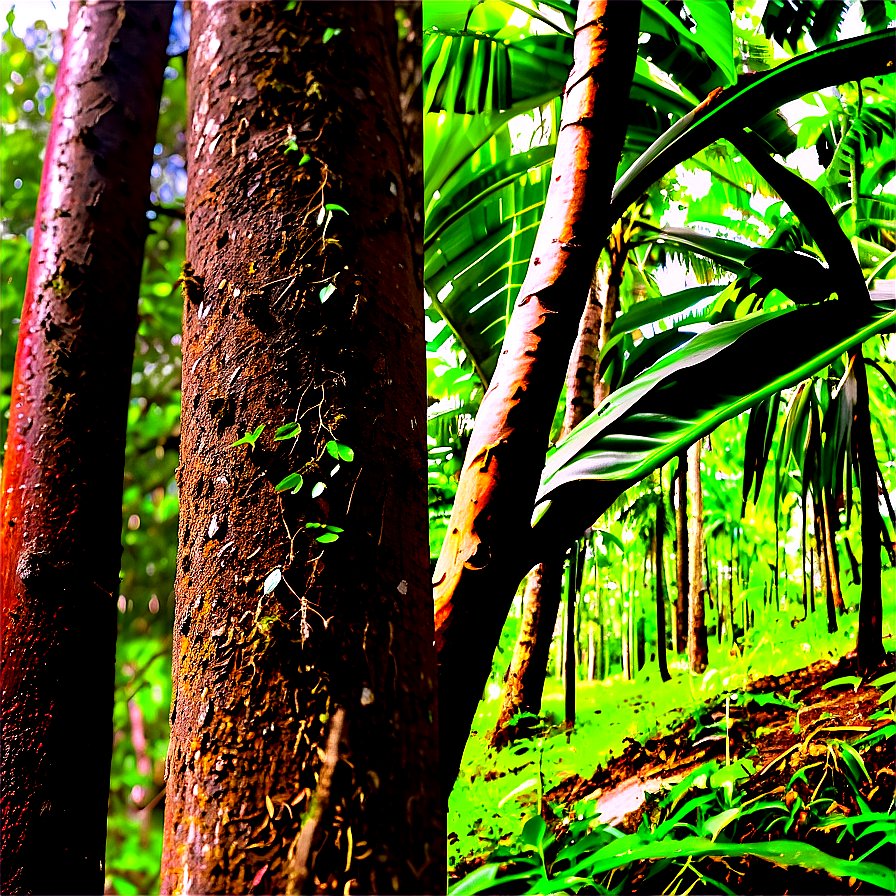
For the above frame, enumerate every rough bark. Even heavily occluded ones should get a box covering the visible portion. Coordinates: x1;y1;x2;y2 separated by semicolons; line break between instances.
687;440;708;674
433;1;640;798
160;5;441;893
675;450;689;653
854;350;884;671
594;230;626;406
0;5;172;893
562;274;603;435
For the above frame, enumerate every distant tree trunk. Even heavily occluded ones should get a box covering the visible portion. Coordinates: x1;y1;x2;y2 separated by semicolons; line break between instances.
594;229;628;406
817;503;838;634
0;5;172;893
433;0;640;798
854;350;884;672
687;440;709;673
159;5;442;893
490;560;562;748
843;536;861;585
655;487;671;682
822;487;845;613
564;545;579;728
675;451;689;653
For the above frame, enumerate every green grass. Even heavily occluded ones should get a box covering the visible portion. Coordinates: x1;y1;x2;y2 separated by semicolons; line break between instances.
449;577;895;870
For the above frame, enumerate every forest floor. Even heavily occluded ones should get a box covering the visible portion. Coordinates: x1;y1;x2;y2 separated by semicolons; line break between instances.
450;648;896;894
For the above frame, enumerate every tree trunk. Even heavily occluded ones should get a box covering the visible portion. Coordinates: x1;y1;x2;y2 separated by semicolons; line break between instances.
822;487;845;613
675;450;689;653
0;5;172;893
489;559;562;748
564;546;578;728
491;277;603;747
854;350;884;671
817;505;838;634
594;229;627;406
160;5;442;893
687;440;709;673
434;0;640;795
655;497;671;682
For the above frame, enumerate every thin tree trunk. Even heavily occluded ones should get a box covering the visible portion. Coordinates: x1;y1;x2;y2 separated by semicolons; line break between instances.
854;350;884;671
433;1;640;797
817;504;838;634
655;499;671;683
489;25;628;751
675;451;689;653
844;535;861;585
160;6;442;893
564;546;578;728
687;440;709;673
822;487;845;613
0;5;172;893
490;561;563;748
594;232;627;405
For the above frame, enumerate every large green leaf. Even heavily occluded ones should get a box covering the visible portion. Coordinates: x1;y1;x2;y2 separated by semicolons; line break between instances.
532;299;896;528
611;29;896;225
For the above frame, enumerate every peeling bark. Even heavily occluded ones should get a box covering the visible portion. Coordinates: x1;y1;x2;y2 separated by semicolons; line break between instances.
160;5;441;893
433;0;640;799
0;5;172;893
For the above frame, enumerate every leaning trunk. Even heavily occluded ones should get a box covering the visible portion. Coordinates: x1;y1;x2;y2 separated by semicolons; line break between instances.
491;270;603;747
687;439;709;673
433;0;640;798
160;5;442;893
854;349;884;671
0;5;172;893
656;480;671;682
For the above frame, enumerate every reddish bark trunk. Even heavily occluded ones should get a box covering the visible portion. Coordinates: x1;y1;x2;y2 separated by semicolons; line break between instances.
433;0;640;800
160;5;441;893
656;480;671;682
0;5;172;893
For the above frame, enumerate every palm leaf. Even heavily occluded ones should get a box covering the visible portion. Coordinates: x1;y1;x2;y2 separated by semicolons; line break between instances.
532;300;895;534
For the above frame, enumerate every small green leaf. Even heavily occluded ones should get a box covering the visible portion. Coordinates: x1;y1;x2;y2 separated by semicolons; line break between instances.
319;283;336;303
326;440;354;462
231;424;265;448
822;676;863;691
274;422;302;441
305;523;324;528
282;137;299;154
311;482;326;498
275;472;303;493
263;569;282;595
316;532;339;544
324;203;349;214
325;525;344;533
322;27;341;43
298;153;311;166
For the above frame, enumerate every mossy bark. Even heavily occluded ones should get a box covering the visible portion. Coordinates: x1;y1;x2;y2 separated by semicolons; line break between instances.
0;4;172;892
160;5;441;893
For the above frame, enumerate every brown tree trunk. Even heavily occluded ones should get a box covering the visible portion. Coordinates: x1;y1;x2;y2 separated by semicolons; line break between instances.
854;350;884;671
817;504;838;634
0;5;172;893
434;0;640;796
594;230;627;406
489;560;562;748
491;275;603;747
160;5;442;893
822;487;845;613
675;450;689;653
564;546;578;728
687;440;709;673
655;485;671;682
